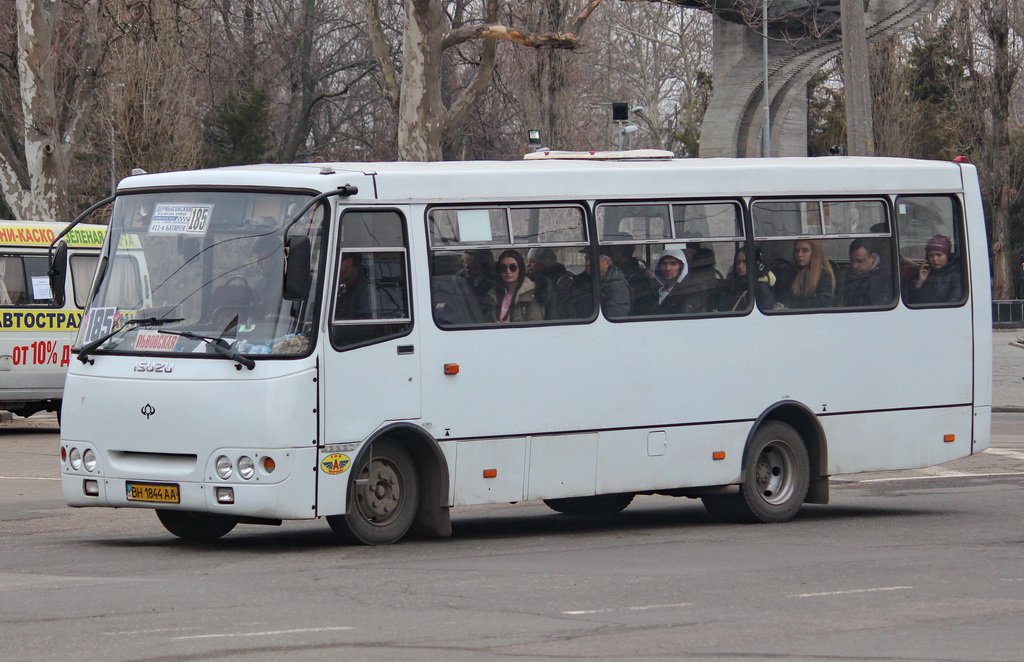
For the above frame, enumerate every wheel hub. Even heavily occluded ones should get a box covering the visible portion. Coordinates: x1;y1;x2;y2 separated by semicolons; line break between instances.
358;460;402;524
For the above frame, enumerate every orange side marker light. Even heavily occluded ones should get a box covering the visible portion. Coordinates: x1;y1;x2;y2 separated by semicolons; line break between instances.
712;451;726;461
944;434;956;443
483;469;497;478
444;363;460;375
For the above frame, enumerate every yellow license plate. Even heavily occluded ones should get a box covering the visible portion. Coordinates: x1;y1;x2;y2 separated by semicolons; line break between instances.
125;481;180;504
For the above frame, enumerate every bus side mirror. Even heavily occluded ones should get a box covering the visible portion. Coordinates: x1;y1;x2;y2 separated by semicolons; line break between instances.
48;241;68;303
283;236;311;300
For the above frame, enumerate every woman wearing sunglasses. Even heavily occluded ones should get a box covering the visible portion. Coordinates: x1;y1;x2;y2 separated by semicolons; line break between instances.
489;249;543;323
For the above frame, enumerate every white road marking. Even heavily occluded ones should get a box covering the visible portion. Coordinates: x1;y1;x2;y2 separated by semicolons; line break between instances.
174;626;354;640
860;471;1024;483
562;602;693;615
789;586;912;598
985;448;1024;460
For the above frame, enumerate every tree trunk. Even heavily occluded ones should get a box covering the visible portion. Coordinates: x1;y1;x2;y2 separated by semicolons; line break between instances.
398;0;447;161
987;0;1012;299
12;0;68;221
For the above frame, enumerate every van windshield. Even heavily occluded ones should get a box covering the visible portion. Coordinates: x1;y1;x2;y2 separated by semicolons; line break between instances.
76;190;326;358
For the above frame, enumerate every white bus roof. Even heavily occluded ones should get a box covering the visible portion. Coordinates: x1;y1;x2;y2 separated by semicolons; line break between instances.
115;157;969;203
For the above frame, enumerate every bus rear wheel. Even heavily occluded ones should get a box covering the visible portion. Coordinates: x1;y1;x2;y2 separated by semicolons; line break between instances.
702;421;810;523
327;439;419;545
543;493;634;517
156;510;239;541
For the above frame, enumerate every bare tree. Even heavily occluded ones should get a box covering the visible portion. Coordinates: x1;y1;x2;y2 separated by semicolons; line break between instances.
598;1;712;154
956;0;1020;299
0;0;103;221
366;0;604;161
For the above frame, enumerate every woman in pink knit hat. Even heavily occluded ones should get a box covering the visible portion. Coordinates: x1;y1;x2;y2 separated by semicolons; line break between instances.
906;234;963;304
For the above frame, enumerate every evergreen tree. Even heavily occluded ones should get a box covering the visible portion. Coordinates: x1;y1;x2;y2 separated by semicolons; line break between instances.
203;87;273;167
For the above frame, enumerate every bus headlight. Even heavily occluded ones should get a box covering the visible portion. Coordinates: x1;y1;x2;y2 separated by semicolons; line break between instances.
215;455;233;480
237;456;255;480
82;449;97;473
69;448;82;471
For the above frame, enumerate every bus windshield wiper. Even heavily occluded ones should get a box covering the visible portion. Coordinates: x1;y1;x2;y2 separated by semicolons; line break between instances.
157;330;256;371
77;317;185;364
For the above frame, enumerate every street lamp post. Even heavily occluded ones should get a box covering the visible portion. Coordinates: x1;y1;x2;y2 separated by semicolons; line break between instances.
762;0;770;158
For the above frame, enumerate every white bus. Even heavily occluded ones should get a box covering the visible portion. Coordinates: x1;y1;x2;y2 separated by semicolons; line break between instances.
0;221;105;419
59;155;991;543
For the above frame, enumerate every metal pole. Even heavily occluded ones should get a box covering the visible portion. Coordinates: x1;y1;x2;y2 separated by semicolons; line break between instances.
762;0;770;157
110;124;116;196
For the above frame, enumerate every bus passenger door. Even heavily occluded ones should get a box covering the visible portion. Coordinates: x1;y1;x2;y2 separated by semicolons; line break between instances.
321;209;420;444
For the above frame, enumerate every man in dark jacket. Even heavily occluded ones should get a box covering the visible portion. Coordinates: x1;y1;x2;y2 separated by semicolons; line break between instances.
566;250;631;318
843;238;893;307
526;247;576;319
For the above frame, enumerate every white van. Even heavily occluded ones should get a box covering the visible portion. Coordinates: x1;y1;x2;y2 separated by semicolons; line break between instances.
0;221;105;419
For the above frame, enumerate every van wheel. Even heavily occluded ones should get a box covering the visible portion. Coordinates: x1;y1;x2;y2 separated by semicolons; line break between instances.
156;510;239;540
327;439;418;545
543;493;634;517
702;421;809;523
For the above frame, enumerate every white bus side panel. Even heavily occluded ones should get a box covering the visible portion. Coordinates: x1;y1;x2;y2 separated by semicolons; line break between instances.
963;165;992;454
821;406;973;475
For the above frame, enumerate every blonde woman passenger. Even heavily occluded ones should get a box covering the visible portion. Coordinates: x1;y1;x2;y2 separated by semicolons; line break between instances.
779;239;835;309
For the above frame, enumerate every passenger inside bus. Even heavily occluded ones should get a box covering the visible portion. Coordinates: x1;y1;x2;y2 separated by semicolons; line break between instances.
336;253;372;319
714;246;773;311
777;239;835;309
251;234;283;317
567;249;629;318
843;238;893;307
647;246;705;315
904;234;963;304
526;247;575;319
605;244;655;315
489;249;543;323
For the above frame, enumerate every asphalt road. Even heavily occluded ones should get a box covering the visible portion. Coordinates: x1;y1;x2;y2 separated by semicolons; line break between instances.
1;413;1023;662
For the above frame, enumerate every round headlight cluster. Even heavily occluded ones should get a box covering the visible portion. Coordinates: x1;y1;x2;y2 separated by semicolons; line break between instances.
63;446;98;473
216;455;233;480
83;449;97;473
237;456;255;480
215;454;267;481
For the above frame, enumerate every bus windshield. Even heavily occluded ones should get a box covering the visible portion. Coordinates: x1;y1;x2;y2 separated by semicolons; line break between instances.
77;190;326;358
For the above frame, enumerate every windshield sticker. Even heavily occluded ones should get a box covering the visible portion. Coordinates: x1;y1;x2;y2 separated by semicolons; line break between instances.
133;329;178;351
150;204;213;236
81;306;119;343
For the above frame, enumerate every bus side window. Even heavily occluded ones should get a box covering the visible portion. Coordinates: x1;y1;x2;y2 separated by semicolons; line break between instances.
331;211;412;350
69;254;101;309
897;196;967;307
0;256;18;305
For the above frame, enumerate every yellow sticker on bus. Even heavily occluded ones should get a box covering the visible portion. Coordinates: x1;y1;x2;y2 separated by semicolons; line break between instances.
0;310;83;331
0;224;106;248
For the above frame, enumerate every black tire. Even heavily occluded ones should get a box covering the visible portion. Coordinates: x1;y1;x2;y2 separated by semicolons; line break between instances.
543;493;634;517
702;421;810;523
327;439;418;545
156;510;239;541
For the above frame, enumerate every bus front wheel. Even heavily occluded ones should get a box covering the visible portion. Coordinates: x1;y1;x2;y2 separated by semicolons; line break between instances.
327;439;419;545
156;510;239;541
702;421;810;523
